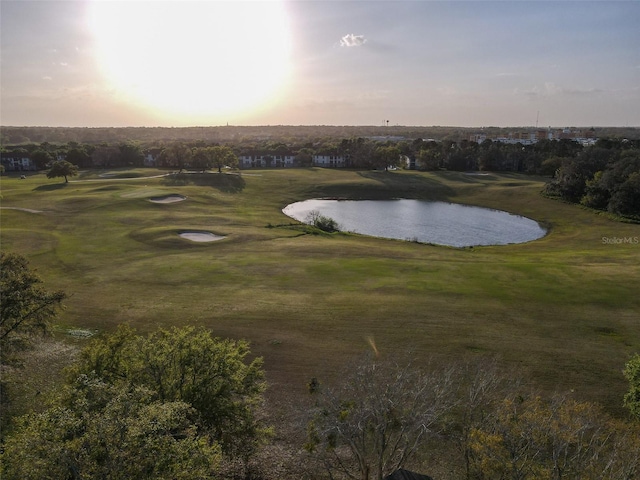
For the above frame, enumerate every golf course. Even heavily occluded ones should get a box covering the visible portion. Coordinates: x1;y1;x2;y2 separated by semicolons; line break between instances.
1;167;639;414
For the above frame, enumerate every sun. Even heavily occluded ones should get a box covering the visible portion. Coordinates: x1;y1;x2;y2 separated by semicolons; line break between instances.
87;0;292;123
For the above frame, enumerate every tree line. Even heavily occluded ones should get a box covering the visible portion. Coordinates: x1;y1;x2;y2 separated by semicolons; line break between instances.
4;134;639;219
3;125;640;146
2;251;640;479
543;139;640;219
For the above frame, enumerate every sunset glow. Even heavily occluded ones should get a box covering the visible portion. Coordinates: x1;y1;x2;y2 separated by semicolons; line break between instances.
88;0;292;123
1;1;638;127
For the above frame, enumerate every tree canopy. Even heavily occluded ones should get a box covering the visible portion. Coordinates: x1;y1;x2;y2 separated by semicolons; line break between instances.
1;325;267;478
67;325;268;458
192;145;238;173
305;355;457;480
46;160;78;183
1;375;220;480
468;394;640;479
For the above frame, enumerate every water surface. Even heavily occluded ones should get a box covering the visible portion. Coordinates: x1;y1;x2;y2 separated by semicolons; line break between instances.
283;199;546;247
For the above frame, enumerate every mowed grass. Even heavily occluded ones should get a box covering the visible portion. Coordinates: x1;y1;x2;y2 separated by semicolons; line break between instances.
1;168;639;414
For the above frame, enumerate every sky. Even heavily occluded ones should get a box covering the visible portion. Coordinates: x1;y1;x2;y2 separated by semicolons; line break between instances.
1;0;639;128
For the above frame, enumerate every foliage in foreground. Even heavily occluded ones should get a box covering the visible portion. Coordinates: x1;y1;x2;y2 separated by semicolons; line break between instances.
469;394;640;480
67;324;268;459
623;354;640;420
304;356;640;480
1;376;220;480
1;325;267;479
305;356;457;480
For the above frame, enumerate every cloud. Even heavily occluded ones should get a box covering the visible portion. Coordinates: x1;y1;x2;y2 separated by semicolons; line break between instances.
340;33;366;47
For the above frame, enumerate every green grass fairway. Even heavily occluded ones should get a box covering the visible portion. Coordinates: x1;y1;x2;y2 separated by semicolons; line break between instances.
2;168;639;413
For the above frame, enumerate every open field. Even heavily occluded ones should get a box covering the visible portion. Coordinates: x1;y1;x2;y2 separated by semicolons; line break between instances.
1;168;639;414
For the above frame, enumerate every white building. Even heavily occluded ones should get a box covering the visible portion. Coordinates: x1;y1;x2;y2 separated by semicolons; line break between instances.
312;155;345;167
1;155;35;171
239;155;296;168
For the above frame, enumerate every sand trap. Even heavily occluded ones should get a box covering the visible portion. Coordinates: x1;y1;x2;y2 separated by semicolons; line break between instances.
149;194;186;203
179;231;225;242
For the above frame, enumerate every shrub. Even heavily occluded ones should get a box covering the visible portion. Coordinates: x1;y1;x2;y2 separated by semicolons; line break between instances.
306;210;340;233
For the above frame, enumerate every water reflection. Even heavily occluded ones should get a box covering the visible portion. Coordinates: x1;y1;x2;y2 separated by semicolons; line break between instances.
283;199;546;247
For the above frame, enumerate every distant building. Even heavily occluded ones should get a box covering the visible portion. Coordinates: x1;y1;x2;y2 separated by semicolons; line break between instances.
312;154;346;167
238;154;296;168
144;148;163;167
469;127;597;146
0;154;35;171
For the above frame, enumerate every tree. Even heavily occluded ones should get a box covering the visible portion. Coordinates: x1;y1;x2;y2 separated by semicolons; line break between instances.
1;375;220;479
91;145;120;167
416;147;441;171
0;252;66;364
468;394;640;479
30;149;54;170
193;146;238;173
609;172;640;218
305;355;457;480
193;146;213;172
343;137;376;168
64;145;92;168
373;145;402;171
449;359;516;480
158;143;192;171
67;325;268;460
46;160;78;183
0;252;66;430
295;147;314;167
538;155;566;177
623;354;640;420
544;147;615;202
581;171;611;210
118;141;144;167
306;210;340;233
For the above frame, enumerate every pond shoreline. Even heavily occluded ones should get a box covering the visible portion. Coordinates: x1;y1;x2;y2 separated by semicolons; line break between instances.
283;198;547;247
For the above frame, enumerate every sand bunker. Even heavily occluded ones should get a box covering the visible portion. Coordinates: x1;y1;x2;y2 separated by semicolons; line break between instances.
149;194;186;203
179;231;225;242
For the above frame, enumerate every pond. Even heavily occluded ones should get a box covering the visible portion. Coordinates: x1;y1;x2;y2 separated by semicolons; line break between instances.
282;199;547;247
